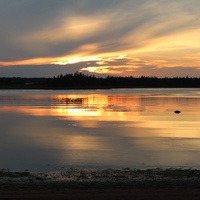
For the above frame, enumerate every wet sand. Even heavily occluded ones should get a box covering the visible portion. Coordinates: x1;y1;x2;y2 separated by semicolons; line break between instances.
1;168;200;199
1;187;200;200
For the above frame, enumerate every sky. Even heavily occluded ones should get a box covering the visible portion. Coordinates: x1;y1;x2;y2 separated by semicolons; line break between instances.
0;0;200;78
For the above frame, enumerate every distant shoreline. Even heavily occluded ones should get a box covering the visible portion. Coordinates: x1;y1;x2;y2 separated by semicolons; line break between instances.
1;73;200;89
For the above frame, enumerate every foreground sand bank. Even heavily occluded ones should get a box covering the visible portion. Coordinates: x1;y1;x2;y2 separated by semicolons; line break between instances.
1;168;200;199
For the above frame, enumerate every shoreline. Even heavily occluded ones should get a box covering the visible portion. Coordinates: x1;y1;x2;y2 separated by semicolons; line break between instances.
2;168;200;187
1;168;200;188
1;168;200;199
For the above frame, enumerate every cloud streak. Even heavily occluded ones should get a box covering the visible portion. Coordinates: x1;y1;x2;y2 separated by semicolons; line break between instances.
1;0;200;77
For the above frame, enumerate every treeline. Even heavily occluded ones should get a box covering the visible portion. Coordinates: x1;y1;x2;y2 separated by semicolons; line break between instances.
1;72;200;89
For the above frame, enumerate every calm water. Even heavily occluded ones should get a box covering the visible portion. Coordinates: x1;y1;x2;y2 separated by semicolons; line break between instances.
1;88;200;171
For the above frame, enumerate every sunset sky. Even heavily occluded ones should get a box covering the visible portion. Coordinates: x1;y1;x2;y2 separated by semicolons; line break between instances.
0;0;200;77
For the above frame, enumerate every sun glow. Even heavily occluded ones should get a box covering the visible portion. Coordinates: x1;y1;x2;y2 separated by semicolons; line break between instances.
81;66;125;74
1;0;200;78
51;56;101;65
1;26;200;76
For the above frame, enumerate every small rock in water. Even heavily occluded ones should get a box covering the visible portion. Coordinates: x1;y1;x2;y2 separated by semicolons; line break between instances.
174;110;181;114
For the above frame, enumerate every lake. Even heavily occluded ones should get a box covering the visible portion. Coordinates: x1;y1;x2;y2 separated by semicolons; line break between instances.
0;88;200;171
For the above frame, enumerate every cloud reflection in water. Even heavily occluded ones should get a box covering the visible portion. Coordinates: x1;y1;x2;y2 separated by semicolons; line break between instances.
1;89;200;170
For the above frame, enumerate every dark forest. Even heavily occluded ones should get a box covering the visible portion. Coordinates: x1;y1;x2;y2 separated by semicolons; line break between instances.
1;72;200;89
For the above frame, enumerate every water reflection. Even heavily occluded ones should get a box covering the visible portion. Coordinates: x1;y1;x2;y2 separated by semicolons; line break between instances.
1;94;200;125
1;89;200;170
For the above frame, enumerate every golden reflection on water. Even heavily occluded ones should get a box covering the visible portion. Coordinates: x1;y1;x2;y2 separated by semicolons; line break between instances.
1;94;200;116
1;94;200;123
64;135;106;150
1;94;200;138
1;91;200;169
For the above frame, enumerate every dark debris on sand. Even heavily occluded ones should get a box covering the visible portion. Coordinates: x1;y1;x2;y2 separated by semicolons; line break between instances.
1;168;200;190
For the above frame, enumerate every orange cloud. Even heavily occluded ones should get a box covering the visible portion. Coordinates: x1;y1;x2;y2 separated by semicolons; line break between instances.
1;0;200;77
